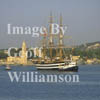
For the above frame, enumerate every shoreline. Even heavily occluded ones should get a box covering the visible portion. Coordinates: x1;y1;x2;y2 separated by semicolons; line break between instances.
0;63;100;66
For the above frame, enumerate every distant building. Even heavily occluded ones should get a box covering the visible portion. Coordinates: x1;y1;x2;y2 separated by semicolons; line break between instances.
86;59;94;64
87;43;100;49
7;41;27;65
72;56;80;61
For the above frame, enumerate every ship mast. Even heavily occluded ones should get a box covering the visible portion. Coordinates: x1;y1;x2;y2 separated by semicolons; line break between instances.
49;12;53;61
59;14;64;60
42;28;47;60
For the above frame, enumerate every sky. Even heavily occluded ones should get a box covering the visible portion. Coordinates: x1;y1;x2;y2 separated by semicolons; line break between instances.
0;0;100;49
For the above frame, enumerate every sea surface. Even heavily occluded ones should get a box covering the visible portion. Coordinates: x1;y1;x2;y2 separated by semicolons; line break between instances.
0;65;100;100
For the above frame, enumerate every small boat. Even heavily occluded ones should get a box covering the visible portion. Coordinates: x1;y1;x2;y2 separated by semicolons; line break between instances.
5;65;11;70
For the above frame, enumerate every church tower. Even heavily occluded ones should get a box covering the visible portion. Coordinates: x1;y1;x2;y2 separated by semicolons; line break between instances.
21;41;27;64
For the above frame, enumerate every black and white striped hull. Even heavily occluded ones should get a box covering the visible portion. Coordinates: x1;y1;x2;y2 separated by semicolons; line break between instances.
34;62;78;71
34;63;64;70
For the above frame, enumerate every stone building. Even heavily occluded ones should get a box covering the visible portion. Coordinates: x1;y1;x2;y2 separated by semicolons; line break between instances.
7;41;27;65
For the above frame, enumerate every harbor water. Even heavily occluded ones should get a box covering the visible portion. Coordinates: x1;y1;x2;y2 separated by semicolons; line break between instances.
0;65;100;100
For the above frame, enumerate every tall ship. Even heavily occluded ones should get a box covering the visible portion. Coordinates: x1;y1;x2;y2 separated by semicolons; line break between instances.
33;13;78;71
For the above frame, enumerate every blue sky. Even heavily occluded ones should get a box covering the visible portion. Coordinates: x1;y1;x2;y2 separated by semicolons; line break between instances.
0;0;100;49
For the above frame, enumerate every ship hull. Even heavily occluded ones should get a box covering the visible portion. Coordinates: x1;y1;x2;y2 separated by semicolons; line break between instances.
34;62;78;71
59;66;78;71
34;63;64;70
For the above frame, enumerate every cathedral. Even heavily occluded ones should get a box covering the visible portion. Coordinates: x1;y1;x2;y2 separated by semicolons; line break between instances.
7;41;27;65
